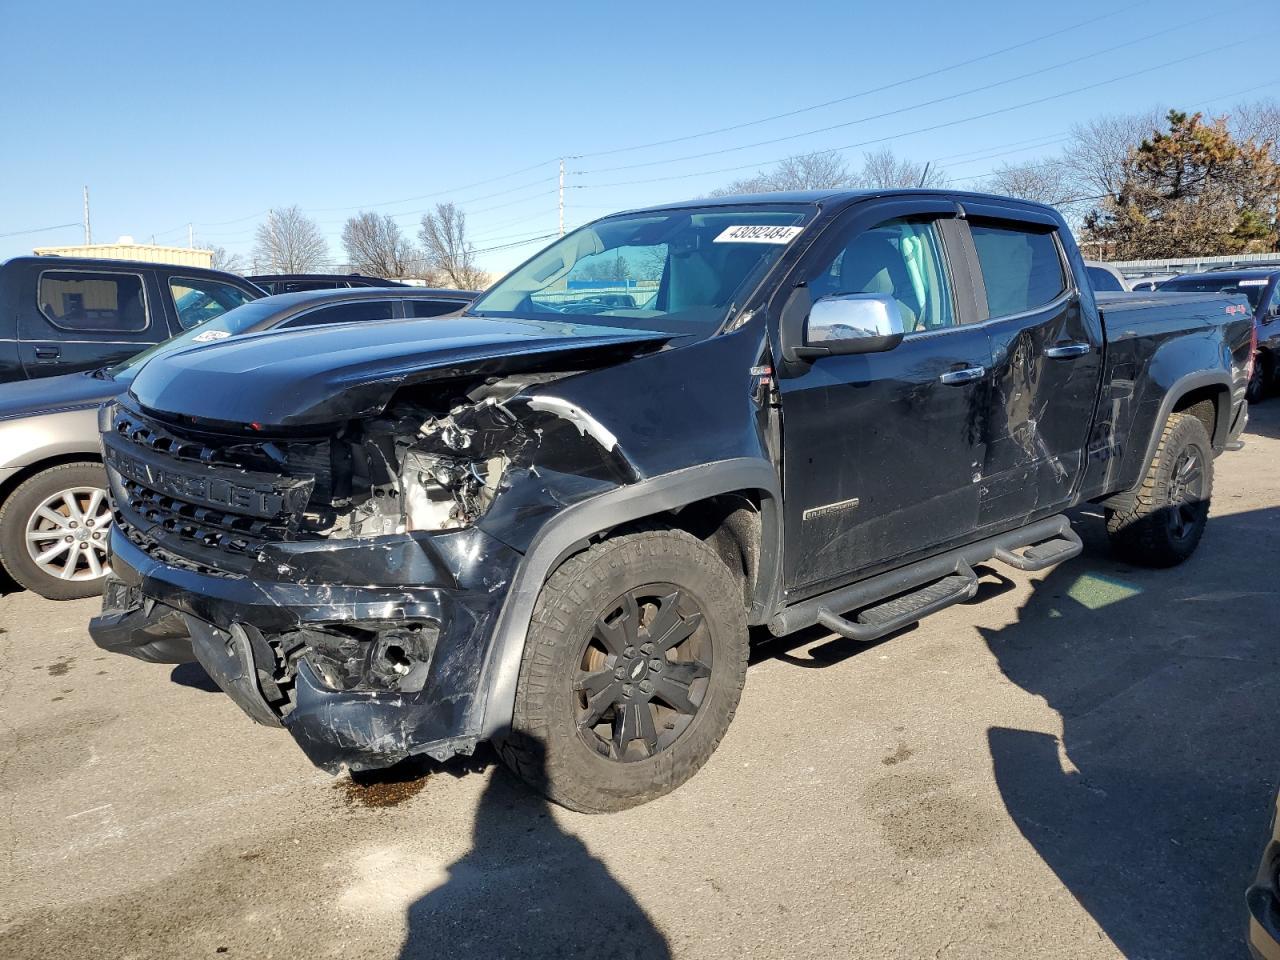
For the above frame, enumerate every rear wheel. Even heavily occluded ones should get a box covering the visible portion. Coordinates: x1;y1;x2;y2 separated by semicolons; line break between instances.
499;529;748;812
0;463;112;600
1105;412;1213;567
1246;356;1267;404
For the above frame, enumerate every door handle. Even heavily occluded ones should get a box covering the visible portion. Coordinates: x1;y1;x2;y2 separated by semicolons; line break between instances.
1045;342;1091;359
33;347;60;360
939;365;986;385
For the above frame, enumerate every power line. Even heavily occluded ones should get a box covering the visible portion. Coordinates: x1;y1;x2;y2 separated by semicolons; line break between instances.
569;0;1154;160
0;221;80;240
574;11;1244;178
569;41;1252;190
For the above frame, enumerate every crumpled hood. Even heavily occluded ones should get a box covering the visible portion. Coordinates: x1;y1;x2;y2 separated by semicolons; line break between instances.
128;316;671;426
0;371;123;423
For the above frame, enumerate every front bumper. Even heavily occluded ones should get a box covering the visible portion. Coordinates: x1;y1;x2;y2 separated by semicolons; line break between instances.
90;525;523;771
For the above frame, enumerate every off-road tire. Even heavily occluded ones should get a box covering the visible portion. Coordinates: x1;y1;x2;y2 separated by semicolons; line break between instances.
499;528;749;813
0;462;111;600
1105;412;1213;567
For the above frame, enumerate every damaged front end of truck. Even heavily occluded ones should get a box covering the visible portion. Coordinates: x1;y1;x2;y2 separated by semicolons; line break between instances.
89;318;671;772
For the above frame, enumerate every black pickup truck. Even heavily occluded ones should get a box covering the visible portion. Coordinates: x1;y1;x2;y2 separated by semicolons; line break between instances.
90;190;1253;812
0;256;264;382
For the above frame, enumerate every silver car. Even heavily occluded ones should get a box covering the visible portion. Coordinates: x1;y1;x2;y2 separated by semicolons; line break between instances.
0;287;477;599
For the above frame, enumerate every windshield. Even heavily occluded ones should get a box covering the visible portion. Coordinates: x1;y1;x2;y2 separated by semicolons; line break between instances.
468;204;814;334
1159;275;1271;311
104;297;288;380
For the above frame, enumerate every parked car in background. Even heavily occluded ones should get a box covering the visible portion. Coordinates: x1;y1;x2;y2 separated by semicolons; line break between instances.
249;273;409;294
0;256;264;383
91;189;1251;812
1249;785;1280;960
0;286;479;600
1129;274;1179;292
1158;269;1280;403
1084;261;1129;292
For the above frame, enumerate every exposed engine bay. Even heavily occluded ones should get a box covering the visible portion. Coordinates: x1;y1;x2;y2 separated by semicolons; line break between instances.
322;371;627;539
138;370;629;554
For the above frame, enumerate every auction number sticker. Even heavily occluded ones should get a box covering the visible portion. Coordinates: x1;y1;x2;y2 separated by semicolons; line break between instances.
192;329;231;343
714;224;804;244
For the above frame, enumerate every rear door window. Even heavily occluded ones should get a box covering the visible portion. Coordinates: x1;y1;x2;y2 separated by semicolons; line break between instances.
970;222;1067;318
37;270;149;332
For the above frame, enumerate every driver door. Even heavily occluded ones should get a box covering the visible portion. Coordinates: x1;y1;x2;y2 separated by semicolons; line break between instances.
774;199;992;597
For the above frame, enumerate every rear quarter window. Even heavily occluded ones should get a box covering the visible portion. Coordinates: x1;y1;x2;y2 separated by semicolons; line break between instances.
970;222;1067;318
37;270;149;332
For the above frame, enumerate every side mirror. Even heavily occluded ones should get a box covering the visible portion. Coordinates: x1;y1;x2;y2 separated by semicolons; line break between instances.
800;293;905;358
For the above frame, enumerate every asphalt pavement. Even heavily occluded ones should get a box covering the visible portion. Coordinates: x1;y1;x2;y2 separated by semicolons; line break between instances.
2;404;1278;959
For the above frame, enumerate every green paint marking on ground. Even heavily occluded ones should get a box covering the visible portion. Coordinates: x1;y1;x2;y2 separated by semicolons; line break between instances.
1066;573;1142;610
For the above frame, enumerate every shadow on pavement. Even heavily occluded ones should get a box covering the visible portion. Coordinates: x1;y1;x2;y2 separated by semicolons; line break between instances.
1240;398;1280;441
168;661;221;692
0;566;21;597
399;737;670;960
983;507;1280;958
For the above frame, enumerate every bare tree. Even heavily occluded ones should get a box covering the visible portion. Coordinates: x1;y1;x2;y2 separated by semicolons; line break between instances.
984;160;1071;205
711;150;855;195
341;211;418;278
418;203;488;289
1060;111;1162;203
854;148;948;189
207;245;245;274
251;206;330;273
1230;99;1280;161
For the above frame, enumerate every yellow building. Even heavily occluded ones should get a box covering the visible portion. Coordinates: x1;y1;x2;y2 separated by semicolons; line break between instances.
32;239;214;268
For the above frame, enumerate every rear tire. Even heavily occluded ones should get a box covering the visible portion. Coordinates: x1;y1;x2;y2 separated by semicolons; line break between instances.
1105;412;1213;567
0;463;112;600
499;528;748;813
1246;355;1267;405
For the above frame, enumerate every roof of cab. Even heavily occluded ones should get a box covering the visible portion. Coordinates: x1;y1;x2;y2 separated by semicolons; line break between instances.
1;254;249;279
612;188;1060;218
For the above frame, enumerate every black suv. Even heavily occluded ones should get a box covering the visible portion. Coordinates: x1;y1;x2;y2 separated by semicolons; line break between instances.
0;256;264;383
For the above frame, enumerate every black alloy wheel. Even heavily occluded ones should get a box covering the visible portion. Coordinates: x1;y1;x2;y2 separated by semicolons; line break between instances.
574;584;712;763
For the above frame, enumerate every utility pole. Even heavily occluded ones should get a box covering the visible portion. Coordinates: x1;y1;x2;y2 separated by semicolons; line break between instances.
188;223;193;248
558;158;565;236
82;185;92;245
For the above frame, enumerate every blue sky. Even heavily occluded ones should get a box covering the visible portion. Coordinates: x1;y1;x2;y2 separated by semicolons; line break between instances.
1;0;1274;276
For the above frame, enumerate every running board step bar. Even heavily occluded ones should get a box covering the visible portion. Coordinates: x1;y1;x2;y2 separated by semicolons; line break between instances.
815;563;979;643
993;532;1082;571
769;514;1083;640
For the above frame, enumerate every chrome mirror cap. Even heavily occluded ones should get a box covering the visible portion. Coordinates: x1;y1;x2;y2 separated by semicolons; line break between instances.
803;293;906;356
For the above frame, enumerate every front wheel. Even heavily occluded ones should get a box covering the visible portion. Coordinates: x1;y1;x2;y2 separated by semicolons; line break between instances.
1105;412;1213;567
499;528;749;813
0;462;112;600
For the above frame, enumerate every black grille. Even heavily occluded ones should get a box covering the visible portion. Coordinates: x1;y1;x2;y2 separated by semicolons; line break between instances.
105;408;318;574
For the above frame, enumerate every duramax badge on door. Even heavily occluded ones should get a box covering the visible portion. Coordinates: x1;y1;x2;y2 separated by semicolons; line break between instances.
713;225;804;244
